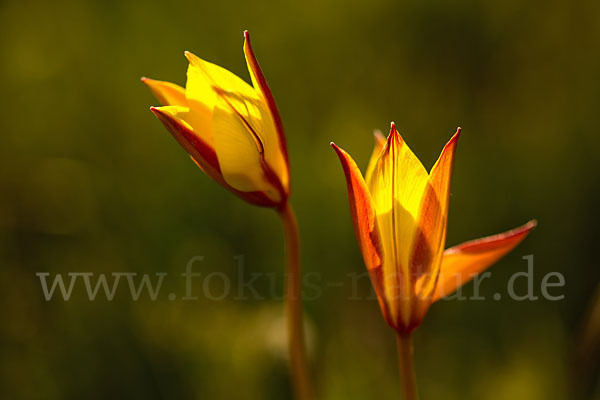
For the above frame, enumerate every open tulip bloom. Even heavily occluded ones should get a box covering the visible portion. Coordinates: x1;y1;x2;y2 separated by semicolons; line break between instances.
332;123;535;399
143;32;311;400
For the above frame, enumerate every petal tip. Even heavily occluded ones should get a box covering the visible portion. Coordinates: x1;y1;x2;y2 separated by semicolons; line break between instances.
243;30;250;38
141;76;157;89
386;121;402;146
526;219;538;229
141;76;155;87
149;106;163;116
388;121;401;140
449;127;461;144
440;127;461;151
330;142;346;158
184;51;196;64
514;219;538;234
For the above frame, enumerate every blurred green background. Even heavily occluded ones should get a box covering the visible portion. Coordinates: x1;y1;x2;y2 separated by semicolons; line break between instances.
1;0;599;398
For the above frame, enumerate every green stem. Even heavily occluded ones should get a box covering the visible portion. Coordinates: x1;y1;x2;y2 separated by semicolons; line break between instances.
396;333;419;400
279;202;312;400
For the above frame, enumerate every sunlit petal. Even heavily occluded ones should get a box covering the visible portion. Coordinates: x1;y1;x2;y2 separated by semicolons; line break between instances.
210;89;281;201
433;220;537;301
185;50;257;103
141;77;187;107
367;123;429;326
412;128;461;298
184;49;288;200
184;50;259;150
243;32;289;161
364;130;386;185
150;106;219;176
331;142;390;321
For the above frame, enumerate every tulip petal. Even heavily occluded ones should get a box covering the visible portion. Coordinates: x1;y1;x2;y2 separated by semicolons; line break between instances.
210;89;282;201
141;77;187;107
185;50;257;103
412;128;461;297
331;143;382;272
151;106;278;207
368;124;429;252
365;130;386;185
368;124;429;321
433;220;537;301
331;143;389;320
150;106;219;174
243;30;290;182
184;50;259;150
185;49;287;200
188;155;277;208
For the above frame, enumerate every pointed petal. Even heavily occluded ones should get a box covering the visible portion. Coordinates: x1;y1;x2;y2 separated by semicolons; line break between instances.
211;89;283;202
151;107;277;207
428;128;461;234
368;124;429;323
185;47;287;200
183;50;255;150
412;128;461;298
150;106;219;176
143;65;216;148
185;50;256;103
331;143;382;272
331;142;390;321
243;30;290;176
365;130;386;185
433;220;537;301
369;124;429;251
141;77;187;107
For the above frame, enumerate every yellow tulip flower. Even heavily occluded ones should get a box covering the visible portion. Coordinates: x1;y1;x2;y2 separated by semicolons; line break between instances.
143;32;311;400
332;123;535;399
332;123;535;333
143;31;289;209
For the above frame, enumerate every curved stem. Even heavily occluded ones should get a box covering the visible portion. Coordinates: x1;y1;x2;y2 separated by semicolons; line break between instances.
396;333;419;400
279;202;312;400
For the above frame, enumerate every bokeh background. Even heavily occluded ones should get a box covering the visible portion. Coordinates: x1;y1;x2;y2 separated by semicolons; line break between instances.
1;0;599;398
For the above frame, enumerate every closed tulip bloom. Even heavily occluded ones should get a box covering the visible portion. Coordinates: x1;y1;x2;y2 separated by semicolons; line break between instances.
332;124;536;334
143;32;311;400
143;31;289;209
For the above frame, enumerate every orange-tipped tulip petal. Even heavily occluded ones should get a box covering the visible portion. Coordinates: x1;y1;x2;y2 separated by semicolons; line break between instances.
434;220;537;301
141;77;187;107
366;123;431;329
412;129;461;299
143;31;289;209
150;106;219;174
365;130;386;184
333;125;535;334
330;142;390;321
330;143;381;272
243;31;290;170
151;107;277;208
